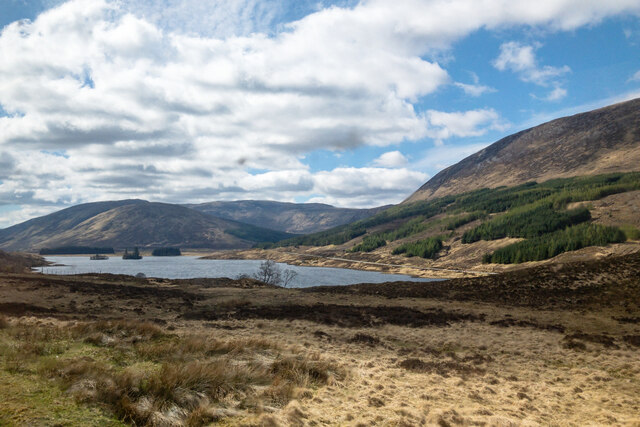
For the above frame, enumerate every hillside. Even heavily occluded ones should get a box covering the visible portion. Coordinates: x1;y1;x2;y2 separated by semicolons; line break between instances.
251;98;640;273
406;97;640;202
0;250;47;273
0;200;292;252
188;200;383;234
252;172;640;275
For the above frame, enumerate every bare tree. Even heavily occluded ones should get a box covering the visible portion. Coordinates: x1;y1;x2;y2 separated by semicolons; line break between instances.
281;268;298;288
253;260;281;286
252;260;298;287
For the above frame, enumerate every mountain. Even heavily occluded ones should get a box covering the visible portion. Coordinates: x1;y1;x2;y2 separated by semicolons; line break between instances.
187;200;384;234
406;97;640;203
0;200;293;252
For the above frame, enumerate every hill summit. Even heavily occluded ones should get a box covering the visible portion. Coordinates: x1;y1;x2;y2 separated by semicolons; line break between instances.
406;97;640;202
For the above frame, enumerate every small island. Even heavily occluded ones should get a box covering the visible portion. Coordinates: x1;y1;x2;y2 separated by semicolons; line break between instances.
151;247;181;256
122;247;142;260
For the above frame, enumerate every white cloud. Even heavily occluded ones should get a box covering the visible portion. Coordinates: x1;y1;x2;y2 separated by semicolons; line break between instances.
372;151;408;167
454;82;496;97
425;109;509;143
1;0;639;224
493;41;570;100
540;86;568;102
310;167;429;207
629;70;640;81
119;0;283;38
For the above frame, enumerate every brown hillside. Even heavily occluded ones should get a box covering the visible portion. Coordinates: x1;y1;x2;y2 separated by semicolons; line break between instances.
406;97;640;202
0;200;291;251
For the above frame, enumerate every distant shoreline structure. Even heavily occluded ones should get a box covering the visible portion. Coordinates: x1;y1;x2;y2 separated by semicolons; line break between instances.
122;247;142;260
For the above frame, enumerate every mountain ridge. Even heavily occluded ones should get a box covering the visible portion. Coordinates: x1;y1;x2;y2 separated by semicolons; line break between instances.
187;200;384;234
406;97;640;202
0;200;293;252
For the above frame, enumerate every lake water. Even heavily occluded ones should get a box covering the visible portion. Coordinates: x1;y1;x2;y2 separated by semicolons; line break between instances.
40;256;440;288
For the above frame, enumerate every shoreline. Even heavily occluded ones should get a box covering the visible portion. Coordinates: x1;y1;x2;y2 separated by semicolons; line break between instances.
200;248;493;279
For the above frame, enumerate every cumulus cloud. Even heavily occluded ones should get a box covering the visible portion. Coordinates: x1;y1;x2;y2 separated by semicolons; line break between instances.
454;82;496;97
425;109;508;144
1;0;639;225
310;167;428;208
493;41;570;100
119;0;283;37
541;87;568;102
373;151;408;167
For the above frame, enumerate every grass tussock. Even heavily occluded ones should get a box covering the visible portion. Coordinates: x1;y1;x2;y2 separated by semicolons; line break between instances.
270;353;347;387
0;319;345;426
0;314;8;329
73;319;166;341
135;335;278;362
398;357;487;377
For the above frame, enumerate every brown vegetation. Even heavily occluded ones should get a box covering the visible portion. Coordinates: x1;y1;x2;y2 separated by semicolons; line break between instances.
1;318;345;426
0;252;639;425
0;250;48;273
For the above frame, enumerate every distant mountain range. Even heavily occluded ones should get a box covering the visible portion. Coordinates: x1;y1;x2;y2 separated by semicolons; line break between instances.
406;97;640;202
187;200;385;234
0;199;381;252
0;200;295;252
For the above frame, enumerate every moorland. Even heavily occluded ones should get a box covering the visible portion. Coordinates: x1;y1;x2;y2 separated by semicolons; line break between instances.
0;250;639;426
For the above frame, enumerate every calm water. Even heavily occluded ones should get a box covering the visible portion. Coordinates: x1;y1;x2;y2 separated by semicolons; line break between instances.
40;256;439;288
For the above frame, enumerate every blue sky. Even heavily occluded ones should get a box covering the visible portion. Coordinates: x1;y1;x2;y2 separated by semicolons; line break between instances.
1;0;640;227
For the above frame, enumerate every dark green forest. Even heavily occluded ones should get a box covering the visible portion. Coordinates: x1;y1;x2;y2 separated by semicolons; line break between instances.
461;204;591;243
483;224;626;264
151;247;182;256
392;237;443;259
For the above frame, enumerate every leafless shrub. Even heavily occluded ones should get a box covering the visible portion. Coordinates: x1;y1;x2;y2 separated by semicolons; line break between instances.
253;260;298;287
281;269;298;288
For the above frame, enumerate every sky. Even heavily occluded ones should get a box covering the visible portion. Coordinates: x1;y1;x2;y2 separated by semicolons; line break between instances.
1;0;640;228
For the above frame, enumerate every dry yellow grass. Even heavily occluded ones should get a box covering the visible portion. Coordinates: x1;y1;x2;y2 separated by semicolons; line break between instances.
184;318;640;426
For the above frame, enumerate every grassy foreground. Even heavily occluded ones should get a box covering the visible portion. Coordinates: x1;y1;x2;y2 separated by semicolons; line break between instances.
1;253;640;425
0;318;345;426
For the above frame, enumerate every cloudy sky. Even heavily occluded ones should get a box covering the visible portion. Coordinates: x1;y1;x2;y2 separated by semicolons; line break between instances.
1;0;640;227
